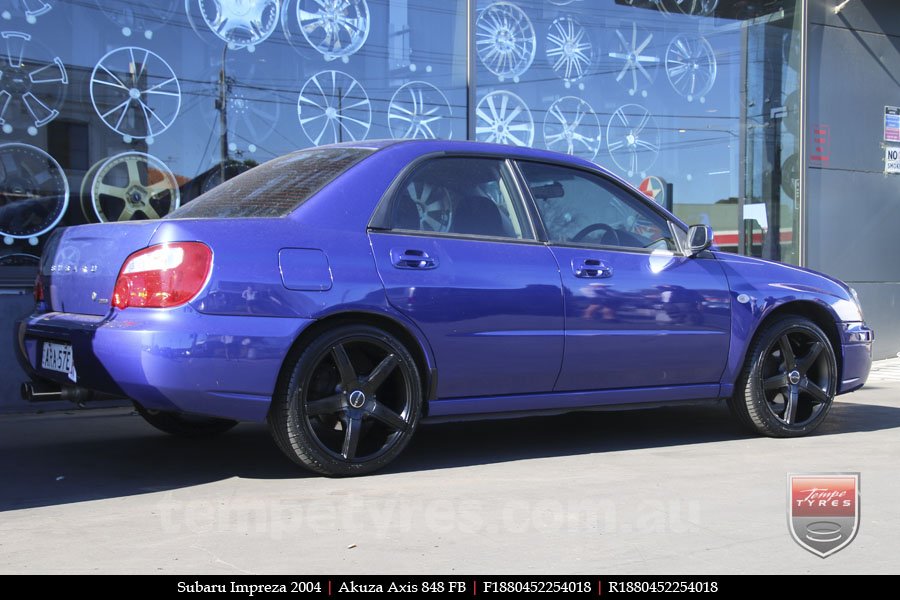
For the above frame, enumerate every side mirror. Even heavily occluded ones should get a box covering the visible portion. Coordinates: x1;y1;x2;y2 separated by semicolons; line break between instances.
687;224;714;257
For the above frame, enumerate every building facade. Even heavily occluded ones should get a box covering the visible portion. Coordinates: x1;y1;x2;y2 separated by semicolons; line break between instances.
0;0;896;409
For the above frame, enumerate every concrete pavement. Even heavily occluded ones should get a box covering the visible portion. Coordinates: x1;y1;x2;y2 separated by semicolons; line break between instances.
1;361;899;574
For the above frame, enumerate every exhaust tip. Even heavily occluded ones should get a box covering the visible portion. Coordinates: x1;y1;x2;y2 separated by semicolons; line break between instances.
20;380;64;402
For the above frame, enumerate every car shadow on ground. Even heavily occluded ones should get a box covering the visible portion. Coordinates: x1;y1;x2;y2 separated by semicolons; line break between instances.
1;400;898;512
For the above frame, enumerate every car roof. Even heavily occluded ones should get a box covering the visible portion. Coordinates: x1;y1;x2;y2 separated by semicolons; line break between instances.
317;138;606;171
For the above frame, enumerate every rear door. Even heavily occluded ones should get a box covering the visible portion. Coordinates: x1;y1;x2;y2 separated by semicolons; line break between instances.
369;156;564;399
515;160;731;392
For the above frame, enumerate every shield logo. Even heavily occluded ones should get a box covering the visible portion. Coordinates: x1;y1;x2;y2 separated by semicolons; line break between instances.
788;473;860;558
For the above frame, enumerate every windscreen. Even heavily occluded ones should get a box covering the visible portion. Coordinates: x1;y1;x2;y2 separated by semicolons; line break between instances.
167;147;375;219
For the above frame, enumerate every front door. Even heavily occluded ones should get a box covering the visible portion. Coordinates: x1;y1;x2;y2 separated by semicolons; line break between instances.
516;160;732;392
370;157;564;399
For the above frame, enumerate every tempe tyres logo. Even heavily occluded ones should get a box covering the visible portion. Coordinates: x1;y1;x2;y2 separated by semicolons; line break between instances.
788;473;860;558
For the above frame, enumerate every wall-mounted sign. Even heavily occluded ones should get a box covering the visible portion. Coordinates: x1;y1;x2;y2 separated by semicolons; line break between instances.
638;175;666;206
810;125;830;163
886;146;900;174
885;106;900;142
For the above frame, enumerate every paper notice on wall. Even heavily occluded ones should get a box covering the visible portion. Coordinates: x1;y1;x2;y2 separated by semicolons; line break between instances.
886;147;900;174
885;107;900;142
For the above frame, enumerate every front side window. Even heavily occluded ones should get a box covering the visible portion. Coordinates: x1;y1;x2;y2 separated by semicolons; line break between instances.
518;162;676;252
388;157;533;240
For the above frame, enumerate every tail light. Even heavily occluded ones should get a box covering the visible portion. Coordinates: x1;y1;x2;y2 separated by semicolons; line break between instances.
33;273;44;303
113;242;212;310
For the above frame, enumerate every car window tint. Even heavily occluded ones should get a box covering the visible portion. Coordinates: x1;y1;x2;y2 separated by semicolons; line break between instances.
390;158;533;240
518;161;676;251
167;147;375;219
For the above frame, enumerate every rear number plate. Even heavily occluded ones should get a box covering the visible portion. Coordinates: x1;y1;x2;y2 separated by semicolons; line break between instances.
42;342;73;374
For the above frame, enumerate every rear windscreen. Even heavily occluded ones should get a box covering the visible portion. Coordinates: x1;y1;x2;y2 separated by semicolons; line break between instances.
167;147;375;219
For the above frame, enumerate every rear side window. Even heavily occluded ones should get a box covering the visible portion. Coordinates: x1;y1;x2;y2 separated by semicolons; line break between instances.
167;147;374;219
386;157;534;240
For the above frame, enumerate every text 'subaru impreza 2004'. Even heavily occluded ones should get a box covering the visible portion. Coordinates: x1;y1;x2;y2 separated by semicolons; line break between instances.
16;140;873;476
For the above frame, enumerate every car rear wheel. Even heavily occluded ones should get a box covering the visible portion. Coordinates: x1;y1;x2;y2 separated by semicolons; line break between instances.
269;325;422;476
729;316;837;437
135;405;238;437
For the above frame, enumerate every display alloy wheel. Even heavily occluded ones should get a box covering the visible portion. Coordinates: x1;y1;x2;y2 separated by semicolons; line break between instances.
0;142;68;242
665;33;716;103
90;46;181;143
543;96;601;159
89;152;180;222
545;16;592;89
193;0;281;52
0;30;68;136
729;317;837;437
475;90;534;147
96;0;180;40
659;0;719;17
388;81;452;140
295;0;370;62
606;103;660;177
608;21;660;97
405;180;452;232
297;70;371;145
136;404;238;438
269;325;422;476
1;1;53;25
476;1;536;83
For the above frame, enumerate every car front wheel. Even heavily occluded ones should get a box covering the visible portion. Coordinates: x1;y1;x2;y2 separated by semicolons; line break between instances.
729;316;837;437
269;325;423;476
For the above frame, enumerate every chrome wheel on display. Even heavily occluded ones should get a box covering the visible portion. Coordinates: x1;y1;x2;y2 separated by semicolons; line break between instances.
388;81;452;140
0;30;67;136
96;0;180;40
729;317;837;437
659;0;718;16
405;180;452;232
608;22;660;97
0;142;68;242
89;152;180;222
223;58;281;154
475;90;534;147
606;103;660;177
200;160;252;193
476;1;536;83
192;0;280;51
294;0;370;62
269;325;423;476
0;1;53;25
543;96;601;160
90;46;181;144
0;252;38;265
297;70;371;146
665;34;716;102
546;16;592;90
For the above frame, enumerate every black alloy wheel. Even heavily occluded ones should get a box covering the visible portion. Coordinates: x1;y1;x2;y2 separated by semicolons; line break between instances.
269;325;422;476
729;316;837;437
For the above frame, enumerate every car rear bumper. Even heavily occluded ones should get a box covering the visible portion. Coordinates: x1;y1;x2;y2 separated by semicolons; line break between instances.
838;322;873;394
16;309;313;422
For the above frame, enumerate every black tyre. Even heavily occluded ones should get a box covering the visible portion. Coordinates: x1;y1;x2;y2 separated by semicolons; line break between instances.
135;404;238;438
729;316;837;437
269;325;423;476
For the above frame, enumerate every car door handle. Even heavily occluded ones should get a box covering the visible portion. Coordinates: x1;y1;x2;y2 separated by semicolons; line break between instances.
391;248;439;270
572;258;612;279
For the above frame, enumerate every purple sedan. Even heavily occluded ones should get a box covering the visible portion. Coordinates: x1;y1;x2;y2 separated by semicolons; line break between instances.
16;140;873;476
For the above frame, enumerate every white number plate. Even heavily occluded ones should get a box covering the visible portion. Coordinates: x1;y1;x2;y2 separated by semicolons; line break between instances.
41;341;73;374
